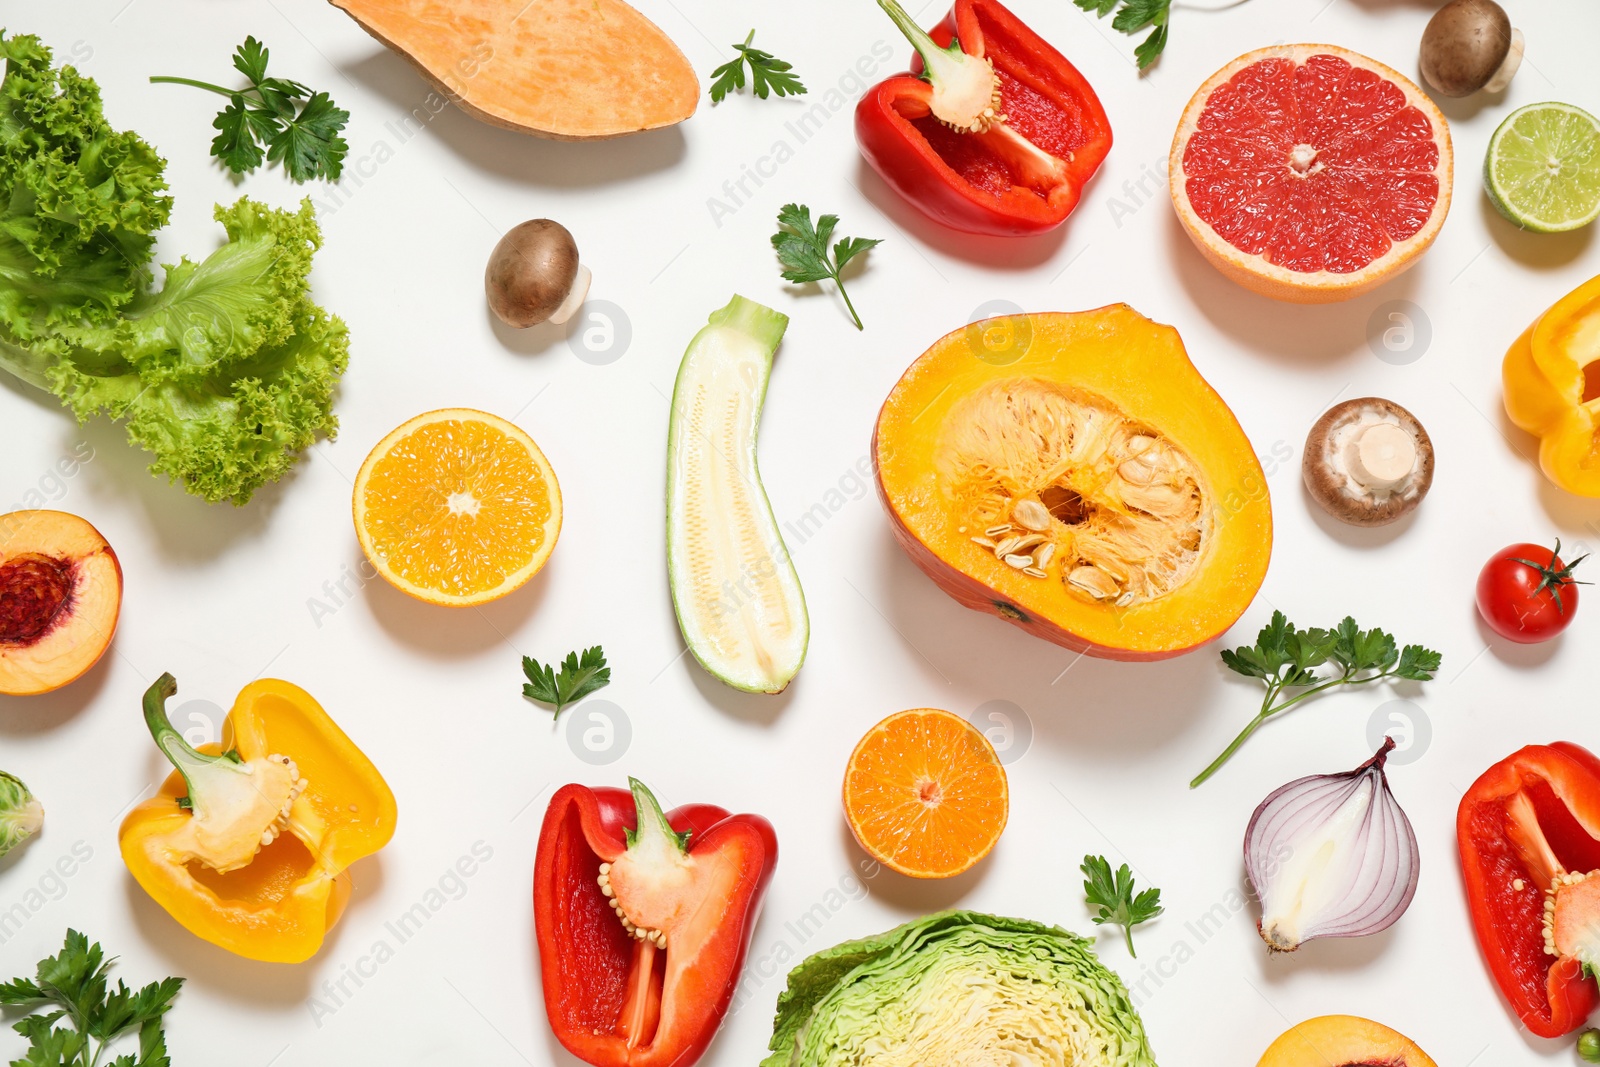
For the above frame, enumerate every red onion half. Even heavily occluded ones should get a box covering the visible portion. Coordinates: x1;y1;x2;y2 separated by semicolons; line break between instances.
1243;738;1419;952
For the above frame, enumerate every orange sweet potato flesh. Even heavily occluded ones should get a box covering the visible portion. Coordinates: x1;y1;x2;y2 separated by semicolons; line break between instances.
330;0;698;140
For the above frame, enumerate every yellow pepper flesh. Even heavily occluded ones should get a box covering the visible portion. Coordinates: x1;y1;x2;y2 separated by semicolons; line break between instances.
1504;274;1600;497
119;679;396;963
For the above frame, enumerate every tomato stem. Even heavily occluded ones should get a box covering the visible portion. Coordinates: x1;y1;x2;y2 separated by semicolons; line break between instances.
1508;538;1590;615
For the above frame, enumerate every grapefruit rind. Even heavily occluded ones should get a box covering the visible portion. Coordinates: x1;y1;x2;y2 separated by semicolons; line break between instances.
1169;44;1453;305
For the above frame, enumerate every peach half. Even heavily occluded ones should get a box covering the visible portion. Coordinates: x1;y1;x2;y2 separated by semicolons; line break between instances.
1257;1016;1437;1067
0;511;122;696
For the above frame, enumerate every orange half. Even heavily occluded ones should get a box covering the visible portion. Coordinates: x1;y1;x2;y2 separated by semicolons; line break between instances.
353;408;561;607
843;708;1009;879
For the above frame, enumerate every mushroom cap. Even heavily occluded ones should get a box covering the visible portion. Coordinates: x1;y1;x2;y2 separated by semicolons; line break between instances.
485;219;581;329
1302;397;1434;527
1419;0;1513;97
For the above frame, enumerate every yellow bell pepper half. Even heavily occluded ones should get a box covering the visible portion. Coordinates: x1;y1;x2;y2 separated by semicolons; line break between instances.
120;674;397;963
1504;274;1600;497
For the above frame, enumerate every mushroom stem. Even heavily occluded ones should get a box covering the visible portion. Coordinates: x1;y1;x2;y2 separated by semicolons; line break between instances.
1483;27;1524;94
548;265;591;326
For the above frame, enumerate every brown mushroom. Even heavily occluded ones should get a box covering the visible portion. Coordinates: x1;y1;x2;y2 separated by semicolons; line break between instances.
1303;398;1434;527
485;219;592;329
1419;0;1522;98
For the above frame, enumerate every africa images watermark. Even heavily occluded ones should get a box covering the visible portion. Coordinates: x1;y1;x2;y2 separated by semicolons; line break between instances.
307;840;495;1026
0;841;96;947
309;42;494;218
709;455;875;618
1125;841;1291;1009
727;856;885;1018
705;40;895;228
1;442;96;539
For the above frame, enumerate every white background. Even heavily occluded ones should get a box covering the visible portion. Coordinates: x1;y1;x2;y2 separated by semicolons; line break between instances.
3;0;1600;1063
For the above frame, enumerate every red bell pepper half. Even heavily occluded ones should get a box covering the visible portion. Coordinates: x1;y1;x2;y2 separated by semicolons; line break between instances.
1458;742;1600;1037
534;779;777;1067
856;0;1111;237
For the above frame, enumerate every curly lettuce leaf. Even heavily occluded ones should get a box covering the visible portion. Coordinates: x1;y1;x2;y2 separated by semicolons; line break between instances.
0;33;348;506
22;199;349;505
0;31;171;332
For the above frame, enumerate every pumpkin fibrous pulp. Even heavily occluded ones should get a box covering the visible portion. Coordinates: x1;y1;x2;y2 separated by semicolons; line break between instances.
873;304;1272;660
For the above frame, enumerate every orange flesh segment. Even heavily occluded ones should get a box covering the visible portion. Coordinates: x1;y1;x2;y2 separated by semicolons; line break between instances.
357;414;557;602
1182;53;1441;274
331;0;697;139
844;709;1008;878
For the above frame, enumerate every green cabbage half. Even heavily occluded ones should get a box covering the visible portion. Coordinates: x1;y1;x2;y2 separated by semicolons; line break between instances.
763;910;1157;1067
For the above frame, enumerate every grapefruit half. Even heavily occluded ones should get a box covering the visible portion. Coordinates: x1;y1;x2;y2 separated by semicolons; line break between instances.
1170;44;1452;304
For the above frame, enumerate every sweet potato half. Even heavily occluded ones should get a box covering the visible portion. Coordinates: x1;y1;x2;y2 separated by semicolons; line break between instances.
331;0;698;140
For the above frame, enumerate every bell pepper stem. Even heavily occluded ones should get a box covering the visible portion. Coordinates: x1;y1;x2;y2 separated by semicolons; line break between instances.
873;0;1002;133
874;0;965;71
141;673;242;804
625;778;691;855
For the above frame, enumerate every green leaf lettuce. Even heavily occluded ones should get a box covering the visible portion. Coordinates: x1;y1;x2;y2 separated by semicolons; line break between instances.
0;31;348;504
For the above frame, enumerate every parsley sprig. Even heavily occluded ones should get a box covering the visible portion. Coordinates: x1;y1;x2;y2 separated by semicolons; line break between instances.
151;36;349;183
1082;855;1162;957
1073;0;1171;69
1191;611;1441;788
771;204;881;330
0;929;183;1067
709;30;807;103
522;646;611;716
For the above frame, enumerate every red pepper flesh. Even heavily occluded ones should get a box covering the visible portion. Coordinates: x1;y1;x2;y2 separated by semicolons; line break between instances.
1458;743;1600;1037
856;0;1111;236
534;783;777;1067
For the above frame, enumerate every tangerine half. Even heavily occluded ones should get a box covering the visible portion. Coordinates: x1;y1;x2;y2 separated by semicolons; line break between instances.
843;708;1009;879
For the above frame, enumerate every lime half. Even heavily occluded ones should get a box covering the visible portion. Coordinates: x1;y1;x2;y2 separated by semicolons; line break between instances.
1485;102;1600;233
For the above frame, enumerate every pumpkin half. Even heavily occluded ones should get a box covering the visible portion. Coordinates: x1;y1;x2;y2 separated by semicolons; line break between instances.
873;304;1271;660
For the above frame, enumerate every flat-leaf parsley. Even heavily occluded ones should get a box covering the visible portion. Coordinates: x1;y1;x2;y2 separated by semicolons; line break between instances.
1192;611;1441;787
1081;855;1163;957
771;204;881;330
151;36;349;182
709;30;806;103
522;646;611;716
0;929;184;1067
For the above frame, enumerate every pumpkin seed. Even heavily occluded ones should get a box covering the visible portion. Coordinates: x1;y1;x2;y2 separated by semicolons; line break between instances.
1067;565;1119;599
1011;499;1051;531
984;524;1013;538
1003;554;1033;569
993;536;1024;558
1035;543;1056;568
1023;567;1048;578
970;536;997;550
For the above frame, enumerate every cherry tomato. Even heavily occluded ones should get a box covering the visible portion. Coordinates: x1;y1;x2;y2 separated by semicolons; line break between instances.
1476;540;1588;643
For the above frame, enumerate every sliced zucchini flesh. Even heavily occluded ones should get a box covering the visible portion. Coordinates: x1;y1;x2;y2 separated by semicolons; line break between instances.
666;295;808;693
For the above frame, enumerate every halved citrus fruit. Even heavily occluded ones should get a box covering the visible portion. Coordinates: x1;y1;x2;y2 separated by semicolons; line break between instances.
843;708;1008;879
353;409;561;607
1171;44;1452;304
1485;102;1600;233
